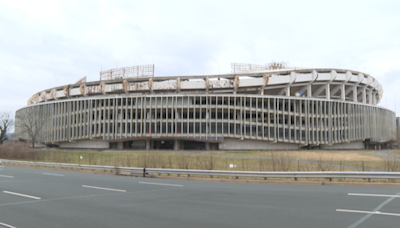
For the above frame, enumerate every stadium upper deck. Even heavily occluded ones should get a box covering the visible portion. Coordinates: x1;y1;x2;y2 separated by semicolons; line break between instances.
27;68;382;105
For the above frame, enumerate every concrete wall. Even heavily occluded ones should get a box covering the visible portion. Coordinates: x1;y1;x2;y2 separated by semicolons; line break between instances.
59;140;109;149
320;141;364;150
220;138;299;150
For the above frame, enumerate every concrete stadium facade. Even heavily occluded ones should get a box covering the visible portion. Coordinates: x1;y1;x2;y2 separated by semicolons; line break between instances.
15;68;396;150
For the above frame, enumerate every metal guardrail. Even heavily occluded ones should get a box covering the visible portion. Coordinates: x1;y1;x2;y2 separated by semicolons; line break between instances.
144;168;400;181
2;159;400;181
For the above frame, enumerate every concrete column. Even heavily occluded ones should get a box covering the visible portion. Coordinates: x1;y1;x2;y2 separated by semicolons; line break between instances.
362;88;366;104
174;139;180;150
117;142;123;150
340;84;345;100
307;84;312;97
146;139;151;150
368;90;373;104
205;142;210;150
326;84;330;100
372;92;377;105
353;85;357;102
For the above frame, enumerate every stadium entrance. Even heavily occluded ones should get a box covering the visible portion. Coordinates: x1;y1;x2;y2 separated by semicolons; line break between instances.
152;140;174;150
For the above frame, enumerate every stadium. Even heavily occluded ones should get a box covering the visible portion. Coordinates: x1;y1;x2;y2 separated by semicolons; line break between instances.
15;63;396;150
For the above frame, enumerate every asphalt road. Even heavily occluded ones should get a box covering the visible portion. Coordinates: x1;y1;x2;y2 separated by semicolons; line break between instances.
1;165;400;228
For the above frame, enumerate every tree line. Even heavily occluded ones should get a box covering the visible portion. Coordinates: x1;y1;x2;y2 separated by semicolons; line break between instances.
1;108;46;148
0;112;14;145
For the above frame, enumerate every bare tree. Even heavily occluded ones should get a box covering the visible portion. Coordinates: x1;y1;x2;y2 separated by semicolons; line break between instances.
0;112;14;145
15;106;48;148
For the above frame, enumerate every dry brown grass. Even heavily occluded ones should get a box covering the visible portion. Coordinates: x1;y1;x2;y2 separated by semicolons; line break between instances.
0;144;396;172
389;150;400;157
288;151;382;162
0;141;36;160
223;150;383;162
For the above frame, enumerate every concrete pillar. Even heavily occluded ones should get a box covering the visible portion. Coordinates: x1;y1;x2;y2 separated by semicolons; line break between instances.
362;88;366;104
174;139;180;150
340;84;345;100
146;139;151;150
307;84;312;97
326;84;330;99
368;90;373;104
353;85;357;102
205;142;210;150
117;142;123;150
372;93;377;105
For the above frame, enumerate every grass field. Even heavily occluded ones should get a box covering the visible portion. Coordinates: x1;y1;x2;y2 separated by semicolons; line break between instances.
389;150;400;156
222;150;381;161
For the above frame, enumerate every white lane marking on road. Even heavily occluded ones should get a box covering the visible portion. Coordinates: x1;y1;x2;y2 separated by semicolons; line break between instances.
0;166;4;168
0;175;13;178
3;191;41;200
348;193;400;198
82;185;126;192
345;191;400;228
139;182;183;187
0;221;17;228
337;209;400;217
43;172;64;177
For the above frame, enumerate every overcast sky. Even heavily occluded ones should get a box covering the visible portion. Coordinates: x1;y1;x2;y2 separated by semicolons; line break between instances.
1;0;400;115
